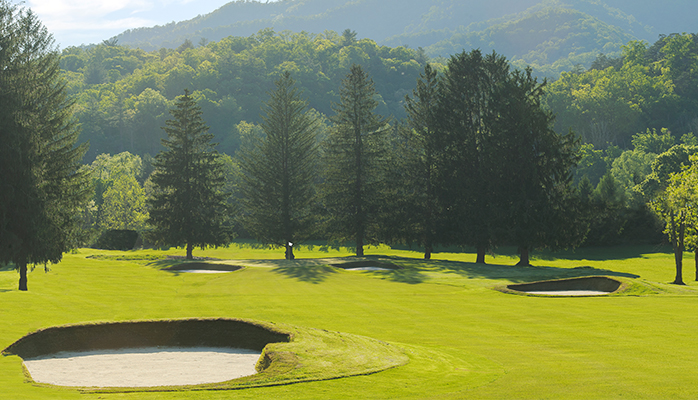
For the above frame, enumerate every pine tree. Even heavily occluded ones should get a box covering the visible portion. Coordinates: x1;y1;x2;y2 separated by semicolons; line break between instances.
0;2;92;291
237;72;320;260
147;90;231;259
322;65;390;256
496;68;581;266
396;64;443;259
438;50;510;264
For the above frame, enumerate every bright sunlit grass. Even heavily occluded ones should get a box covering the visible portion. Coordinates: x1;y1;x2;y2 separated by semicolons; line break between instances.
2;243;698;399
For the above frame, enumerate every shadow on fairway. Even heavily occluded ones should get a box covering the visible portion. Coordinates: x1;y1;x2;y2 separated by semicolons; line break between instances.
272;265;338;284
371;256;639;285
524;244;672;261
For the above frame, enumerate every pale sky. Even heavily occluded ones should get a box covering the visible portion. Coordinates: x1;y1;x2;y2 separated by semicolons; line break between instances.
10;0;279;48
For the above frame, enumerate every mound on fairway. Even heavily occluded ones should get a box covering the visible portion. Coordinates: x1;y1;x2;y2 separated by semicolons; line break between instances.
505;276;623;296
3;318;408;393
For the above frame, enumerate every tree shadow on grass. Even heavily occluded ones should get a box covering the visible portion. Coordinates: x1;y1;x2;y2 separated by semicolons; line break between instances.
524;244;672;262
367;256;639;286
272;265;338;284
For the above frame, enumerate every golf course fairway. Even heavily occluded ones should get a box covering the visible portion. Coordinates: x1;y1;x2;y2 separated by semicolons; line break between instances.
1;243;697;399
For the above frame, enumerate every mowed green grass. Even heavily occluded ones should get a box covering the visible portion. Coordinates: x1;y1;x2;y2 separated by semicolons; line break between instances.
2;243;698;399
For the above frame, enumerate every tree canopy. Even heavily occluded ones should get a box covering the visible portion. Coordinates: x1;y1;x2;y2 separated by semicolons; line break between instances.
0;1;92;290
147;90;232;259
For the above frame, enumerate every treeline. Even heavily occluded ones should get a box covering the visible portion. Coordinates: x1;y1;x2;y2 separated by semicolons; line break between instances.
86;50;586;265
60;29;428;161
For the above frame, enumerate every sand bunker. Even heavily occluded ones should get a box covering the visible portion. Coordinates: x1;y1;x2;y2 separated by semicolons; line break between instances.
3;319;290;388
164;263;243;273
506;276;622;296
24;347;261;387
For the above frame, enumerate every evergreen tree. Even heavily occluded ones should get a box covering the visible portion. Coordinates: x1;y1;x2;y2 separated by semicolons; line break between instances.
147;90;231;259
0;2;92;291
496;68;582;266
395;64;443;259
237;72;320;260
438;50;510;264
322;64;390;256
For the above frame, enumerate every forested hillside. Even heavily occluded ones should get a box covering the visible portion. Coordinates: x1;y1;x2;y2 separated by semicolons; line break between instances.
111;0;697;77
61;29;427;161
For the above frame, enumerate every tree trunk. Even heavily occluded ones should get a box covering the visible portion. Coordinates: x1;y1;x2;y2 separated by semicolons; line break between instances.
695;248;698;281
672;216;686;285
517;247;531;266
673;246;685;285
18;261;28;291
285;243;295;260
186;242;193;260
356;235;364;257
476;246;486;264
424;243;432;260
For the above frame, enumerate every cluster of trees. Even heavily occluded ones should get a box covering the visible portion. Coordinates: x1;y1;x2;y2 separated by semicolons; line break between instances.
76;51;582;268
546;33;698;148
60;29;427;161
135;50;578;265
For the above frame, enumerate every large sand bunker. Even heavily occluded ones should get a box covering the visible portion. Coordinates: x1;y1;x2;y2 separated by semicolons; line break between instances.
3;319;289;388
506;276;622;296
23;347;260;387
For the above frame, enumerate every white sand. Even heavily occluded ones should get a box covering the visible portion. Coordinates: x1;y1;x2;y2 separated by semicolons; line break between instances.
524;290;609;296
23;347;261;387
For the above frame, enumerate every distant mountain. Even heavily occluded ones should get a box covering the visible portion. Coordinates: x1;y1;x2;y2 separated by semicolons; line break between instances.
114;0;698;76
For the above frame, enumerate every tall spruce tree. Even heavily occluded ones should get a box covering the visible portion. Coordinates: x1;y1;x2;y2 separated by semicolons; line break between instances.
147;90;231;259
237;72;320;260
0;2;92;291
322;64;390;256
496;68;582;266
398;64;443;259
438;50;510;264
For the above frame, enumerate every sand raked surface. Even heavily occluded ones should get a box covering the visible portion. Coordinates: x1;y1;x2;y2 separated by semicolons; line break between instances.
23;347;261;387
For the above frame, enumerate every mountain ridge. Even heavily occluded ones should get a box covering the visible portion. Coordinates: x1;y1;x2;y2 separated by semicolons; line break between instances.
112;0;697;76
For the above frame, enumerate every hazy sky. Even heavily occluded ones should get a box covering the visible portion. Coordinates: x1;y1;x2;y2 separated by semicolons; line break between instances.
11;0;279;48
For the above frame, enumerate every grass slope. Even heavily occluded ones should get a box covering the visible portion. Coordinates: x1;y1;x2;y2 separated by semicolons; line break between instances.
2;243;698;399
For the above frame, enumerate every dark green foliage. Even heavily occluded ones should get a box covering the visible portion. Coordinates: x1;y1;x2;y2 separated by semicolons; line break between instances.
321;65;391;256
237;72;320;260
437;50;511;263
147;90;232;259
386;64;443;259
495;68;583;265
0;2;92;290
94;229;139;251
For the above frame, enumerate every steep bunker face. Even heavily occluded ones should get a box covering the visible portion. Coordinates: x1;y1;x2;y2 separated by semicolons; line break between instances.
3;319;289;388
506;276;622;296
